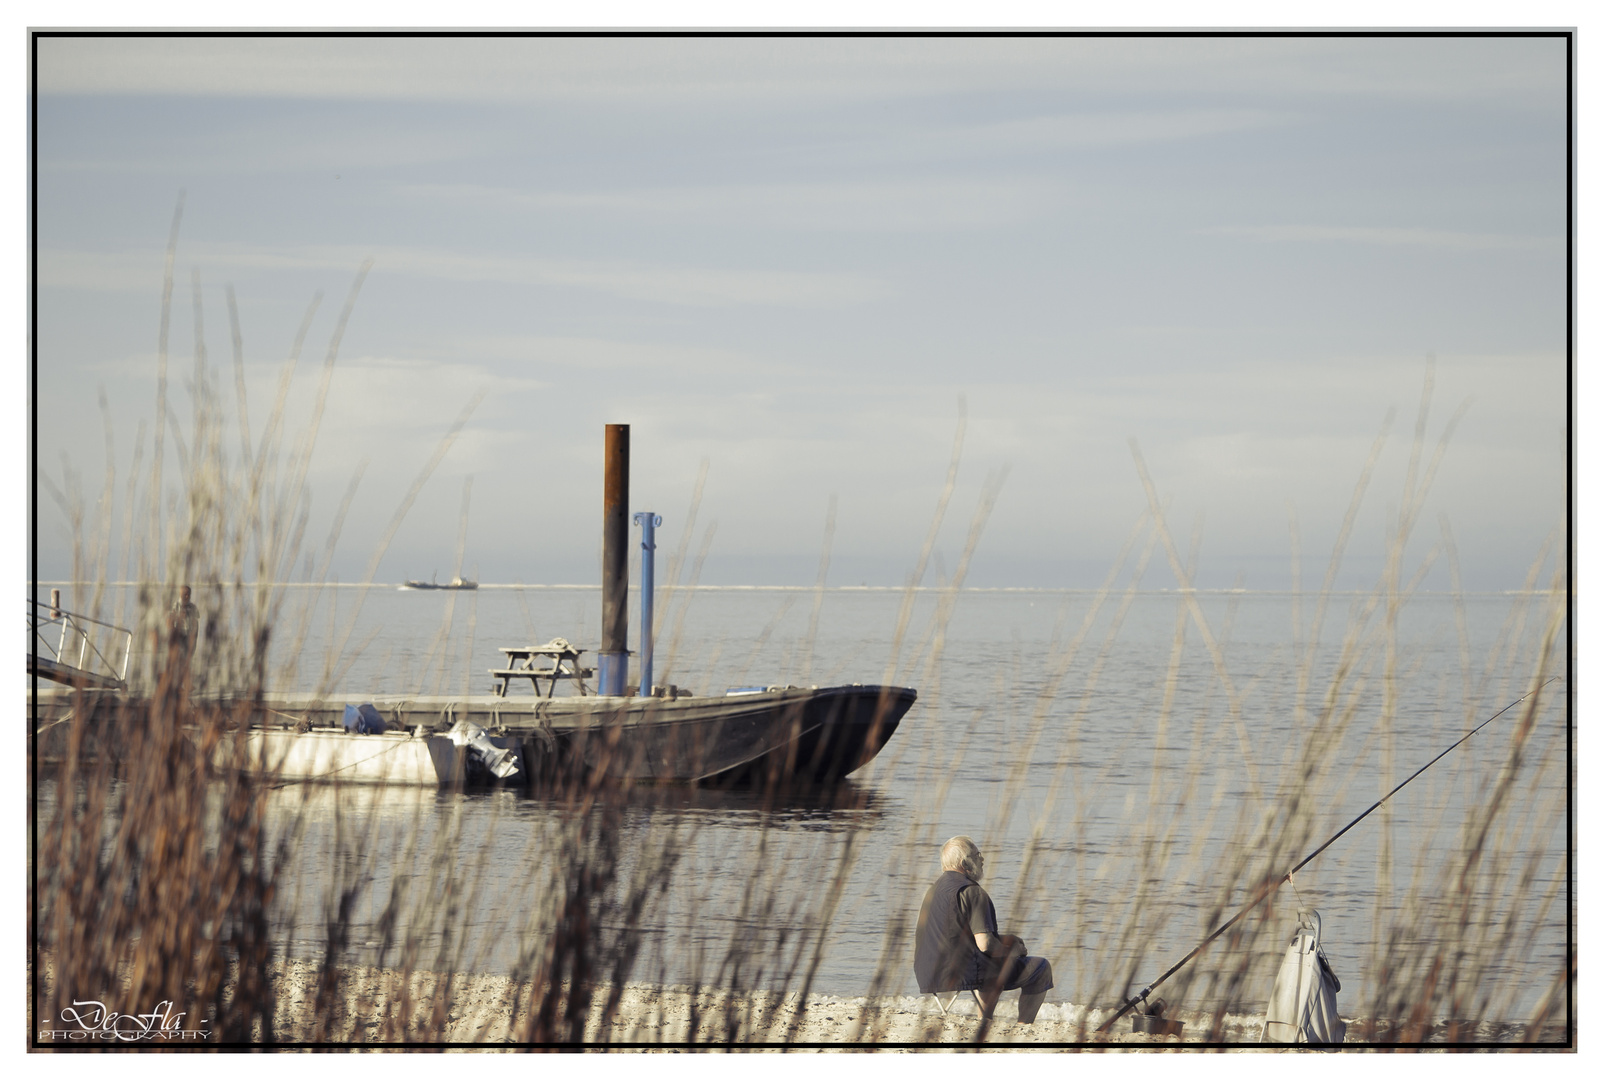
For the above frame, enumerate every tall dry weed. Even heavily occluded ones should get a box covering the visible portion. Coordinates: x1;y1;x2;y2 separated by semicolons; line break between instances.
33;219;1568;1051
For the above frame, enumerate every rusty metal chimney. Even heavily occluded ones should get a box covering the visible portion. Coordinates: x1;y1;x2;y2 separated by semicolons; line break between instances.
598;424;630;695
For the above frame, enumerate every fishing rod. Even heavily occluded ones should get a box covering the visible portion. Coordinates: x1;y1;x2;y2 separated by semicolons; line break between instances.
1096;675;1561;1033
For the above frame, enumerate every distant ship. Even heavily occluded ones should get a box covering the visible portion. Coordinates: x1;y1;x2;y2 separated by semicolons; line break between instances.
399;573;478;591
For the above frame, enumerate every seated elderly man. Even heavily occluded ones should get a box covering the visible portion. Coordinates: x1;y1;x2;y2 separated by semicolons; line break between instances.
914;835;1053;1023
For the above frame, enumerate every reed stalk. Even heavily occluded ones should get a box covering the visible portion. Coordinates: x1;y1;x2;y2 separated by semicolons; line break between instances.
32;242;1569;1050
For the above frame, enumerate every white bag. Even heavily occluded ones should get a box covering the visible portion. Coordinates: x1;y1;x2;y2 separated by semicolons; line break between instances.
1261;909;1346;1045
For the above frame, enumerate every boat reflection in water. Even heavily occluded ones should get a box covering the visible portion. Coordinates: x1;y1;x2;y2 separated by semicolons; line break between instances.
261;771;887;835
517;772;887;829
258;767;896;977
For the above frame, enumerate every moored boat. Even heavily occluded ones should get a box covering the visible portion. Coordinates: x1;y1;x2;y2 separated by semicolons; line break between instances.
30;425;916;790
29;682;916;788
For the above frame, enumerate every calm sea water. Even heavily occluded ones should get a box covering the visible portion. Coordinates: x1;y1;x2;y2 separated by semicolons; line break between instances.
41;582;1571;1023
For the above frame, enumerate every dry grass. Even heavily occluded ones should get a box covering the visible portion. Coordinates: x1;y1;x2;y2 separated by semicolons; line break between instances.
31;229;1571;1051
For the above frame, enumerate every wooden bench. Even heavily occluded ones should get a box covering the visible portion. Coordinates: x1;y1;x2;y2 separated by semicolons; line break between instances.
489;642;593;698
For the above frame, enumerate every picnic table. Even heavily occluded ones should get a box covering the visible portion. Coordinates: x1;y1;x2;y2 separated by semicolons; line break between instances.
488;639;594;698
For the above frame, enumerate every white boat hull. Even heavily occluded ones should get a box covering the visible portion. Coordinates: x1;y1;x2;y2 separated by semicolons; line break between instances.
240;729;445;785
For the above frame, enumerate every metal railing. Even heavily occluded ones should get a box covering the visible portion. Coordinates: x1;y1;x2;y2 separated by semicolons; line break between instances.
29;590;133;690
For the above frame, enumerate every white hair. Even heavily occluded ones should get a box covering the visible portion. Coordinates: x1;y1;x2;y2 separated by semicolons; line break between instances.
940;835;983;878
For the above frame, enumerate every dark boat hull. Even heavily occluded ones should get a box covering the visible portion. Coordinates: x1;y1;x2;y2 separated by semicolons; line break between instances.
531;685;914;785
29;684;916;787
708;685;913;785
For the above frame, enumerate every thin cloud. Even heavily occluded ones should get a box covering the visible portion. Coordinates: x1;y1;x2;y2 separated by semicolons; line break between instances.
38;124;489;177
394;177;1061;233
692;107;1295;174
1201;224;1560;252
36;36;1561;108
38;243;890;308
952;108;1290;150
457;335;798;380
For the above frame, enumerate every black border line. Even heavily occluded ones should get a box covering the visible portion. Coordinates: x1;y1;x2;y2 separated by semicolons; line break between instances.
28;29;1578;39
28;24;40;1059
28;25;1578;1052
1563;26;1576;1053
27;1038;1576;1051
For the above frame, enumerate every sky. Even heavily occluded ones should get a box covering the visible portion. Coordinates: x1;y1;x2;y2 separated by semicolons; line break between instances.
29;31;1571;591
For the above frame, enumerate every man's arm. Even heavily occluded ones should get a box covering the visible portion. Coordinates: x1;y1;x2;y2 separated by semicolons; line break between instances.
973;932;1027;960
965;885;1027;959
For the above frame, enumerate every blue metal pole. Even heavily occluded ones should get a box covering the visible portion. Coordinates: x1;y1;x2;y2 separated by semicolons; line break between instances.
634;512;661;696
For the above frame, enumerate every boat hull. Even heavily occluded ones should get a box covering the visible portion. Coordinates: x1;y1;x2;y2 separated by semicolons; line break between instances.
538;685;913;785
29;684;915;788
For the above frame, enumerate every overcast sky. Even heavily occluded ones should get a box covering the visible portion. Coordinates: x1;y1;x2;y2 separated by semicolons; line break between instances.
30;33;1569;590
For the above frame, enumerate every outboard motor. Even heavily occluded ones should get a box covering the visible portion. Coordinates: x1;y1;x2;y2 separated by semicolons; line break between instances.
342;703;387;734
448;719;521;780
